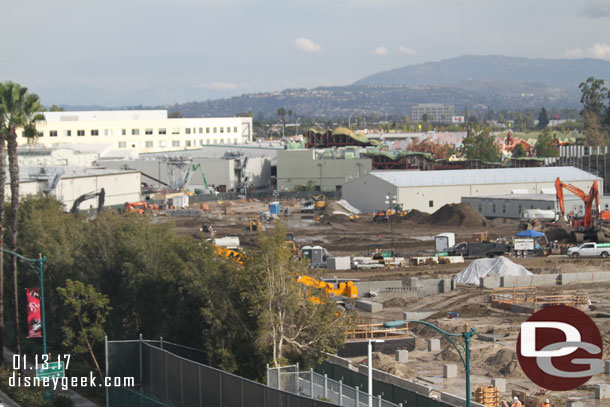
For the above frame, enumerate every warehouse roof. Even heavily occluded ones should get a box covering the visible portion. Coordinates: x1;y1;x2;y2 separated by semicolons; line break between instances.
369;166;601;187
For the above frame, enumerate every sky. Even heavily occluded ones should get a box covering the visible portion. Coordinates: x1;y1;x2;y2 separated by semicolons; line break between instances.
1;0;609;107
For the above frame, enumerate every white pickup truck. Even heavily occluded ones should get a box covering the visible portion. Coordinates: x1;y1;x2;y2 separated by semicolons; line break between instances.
567;242;610;258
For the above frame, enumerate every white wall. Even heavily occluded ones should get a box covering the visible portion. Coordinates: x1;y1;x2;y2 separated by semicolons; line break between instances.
54;172;141;210
342;174;398;213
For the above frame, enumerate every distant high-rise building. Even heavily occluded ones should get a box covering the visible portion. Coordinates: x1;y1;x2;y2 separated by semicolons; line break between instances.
410;104;454;123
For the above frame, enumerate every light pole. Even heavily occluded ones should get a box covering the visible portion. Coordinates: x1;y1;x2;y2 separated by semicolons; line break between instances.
317;162;323;192
385;193;397;256
1;250;50;400
396;320;475;407
368;339;385;407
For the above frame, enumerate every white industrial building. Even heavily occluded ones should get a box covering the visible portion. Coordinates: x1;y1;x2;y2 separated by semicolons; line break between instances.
19;110;253;154
12;167;141;211
342;167;603;214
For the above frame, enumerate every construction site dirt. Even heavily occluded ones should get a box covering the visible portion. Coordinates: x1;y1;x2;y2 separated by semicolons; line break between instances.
166;198;610;406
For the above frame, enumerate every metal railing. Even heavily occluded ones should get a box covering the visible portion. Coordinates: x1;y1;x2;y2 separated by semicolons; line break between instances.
268;364;403;407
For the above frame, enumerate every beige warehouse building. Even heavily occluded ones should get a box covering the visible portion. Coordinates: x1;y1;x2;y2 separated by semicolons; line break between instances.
342;167;603;214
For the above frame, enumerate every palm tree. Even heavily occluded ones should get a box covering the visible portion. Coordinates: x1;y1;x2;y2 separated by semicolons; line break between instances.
0;81;44;355
0;84;7;363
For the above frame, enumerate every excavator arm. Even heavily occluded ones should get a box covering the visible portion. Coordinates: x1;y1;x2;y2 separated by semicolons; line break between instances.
555;178;588;221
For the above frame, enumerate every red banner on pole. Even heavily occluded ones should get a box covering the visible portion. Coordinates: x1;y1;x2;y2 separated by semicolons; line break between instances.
26;288;42;338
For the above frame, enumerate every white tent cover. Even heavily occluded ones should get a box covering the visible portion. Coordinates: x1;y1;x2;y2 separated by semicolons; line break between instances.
455;256;533;285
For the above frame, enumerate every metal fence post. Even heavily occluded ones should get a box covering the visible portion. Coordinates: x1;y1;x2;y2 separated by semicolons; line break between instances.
105;336;109;407
266;364;270;386
356;386;359;407
295;363;299;394
139;333;143;387
324;374;328;399
160;336;163;349
310;369;314;398
399;403;403;407
377;395;381;407
339;380;343;406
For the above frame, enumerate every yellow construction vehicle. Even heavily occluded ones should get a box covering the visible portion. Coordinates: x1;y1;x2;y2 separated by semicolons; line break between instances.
244;218;264;231
296;274;358;304
313;195;327;209
213;245;247;265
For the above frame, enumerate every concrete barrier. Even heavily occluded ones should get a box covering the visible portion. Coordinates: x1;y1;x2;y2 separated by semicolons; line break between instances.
357;280;402;296
403;311;437;320
480;271;610;289
440;392;486;407
480;276;502;289
356;300;383;313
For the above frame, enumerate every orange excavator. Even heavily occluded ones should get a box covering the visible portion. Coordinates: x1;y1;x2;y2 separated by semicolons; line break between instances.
125;201;149;214
555;178;610;242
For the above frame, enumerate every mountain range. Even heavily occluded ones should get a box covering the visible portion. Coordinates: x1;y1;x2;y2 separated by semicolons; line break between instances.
82;55;609;118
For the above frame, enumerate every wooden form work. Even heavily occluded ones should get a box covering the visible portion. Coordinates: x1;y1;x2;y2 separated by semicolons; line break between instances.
345;322;410;342
475;386;499;407
490;286;589;311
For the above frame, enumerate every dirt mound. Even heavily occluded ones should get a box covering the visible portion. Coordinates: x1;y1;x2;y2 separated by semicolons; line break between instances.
484;349;524;377
544;227;571;243
435;346;461;362
383;297;411;308
372;352;416;378
429;203;490;227
403;209;430;223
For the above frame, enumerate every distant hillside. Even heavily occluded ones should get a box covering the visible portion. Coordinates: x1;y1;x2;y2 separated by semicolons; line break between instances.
354;55;610;88
165;83;577;119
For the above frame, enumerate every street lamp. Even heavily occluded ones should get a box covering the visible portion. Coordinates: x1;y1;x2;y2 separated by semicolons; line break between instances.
317;162;324;192
1;250;50;400
368;339;385;407
385;194;397;256
400;320;475;407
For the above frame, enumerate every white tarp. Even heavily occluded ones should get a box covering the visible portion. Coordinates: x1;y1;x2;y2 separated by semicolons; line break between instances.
337;199;362;214
455;256;532;285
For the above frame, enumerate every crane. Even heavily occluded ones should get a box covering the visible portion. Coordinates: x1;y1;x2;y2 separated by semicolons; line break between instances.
70;188;105;214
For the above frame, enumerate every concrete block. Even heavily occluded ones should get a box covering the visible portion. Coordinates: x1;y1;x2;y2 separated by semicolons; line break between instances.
605;360;610;374
428;338;440;352
403;311;437;321
443;364;457;378
480;276;501;289
595;384;610;399
408;277;419;288
356;300;382;313
491;378;506;392
567;400;585;407
396;350;409;362
327;256;351;270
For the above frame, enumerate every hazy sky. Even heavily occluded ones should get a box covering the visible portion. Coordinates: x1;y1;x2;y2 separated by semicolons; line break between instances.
2;0;609;106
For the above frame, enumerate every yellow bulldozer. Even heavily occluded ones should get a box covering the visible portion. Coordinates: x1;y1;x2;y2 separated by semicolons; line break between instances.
244;218;264;231
313;195;327;209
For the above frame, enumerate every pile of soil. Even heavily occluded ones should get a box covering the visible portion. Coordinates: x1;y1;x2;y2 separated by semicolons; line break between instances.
372;352;417;378
483;349;524;378
403;209;430;223
435;345;461;363
382;297;412;308
429;203;490;227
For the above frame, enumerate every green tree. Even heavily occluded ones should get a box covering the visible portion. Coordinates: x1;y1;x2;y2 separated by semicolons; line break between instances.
579;77;608;119
0;81;44;354
277;108;287;139
57;279;111;379
535;127;559;157
462;127;501;162
583;111;606;146
244;223;352;368
48;104;65;112
512;144;526;158
537;107;549;129
168;111;183;118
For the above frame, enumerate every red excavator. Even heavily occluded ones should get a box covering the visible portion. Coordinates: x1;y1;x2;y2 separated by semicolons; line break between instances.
555;178;610;242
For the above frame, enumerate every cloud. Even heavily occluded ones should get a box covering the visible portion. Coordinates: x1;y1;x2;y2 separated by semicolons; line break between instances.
398;46;417;55
196;81;246;91
373;46;388;55
294;37;322;53
564;42;610;60
581;0;610;17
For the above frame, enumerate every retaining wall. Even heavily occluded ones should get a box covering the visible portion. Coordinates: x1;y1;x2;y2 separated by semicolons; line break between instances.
480;270;610;288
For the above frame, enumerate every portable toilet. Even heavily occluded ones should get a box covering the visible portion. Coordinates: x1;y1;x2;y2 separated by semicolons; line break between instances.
435;233;455;254
301;246;313;261
311;246;326;267
269;201;282;215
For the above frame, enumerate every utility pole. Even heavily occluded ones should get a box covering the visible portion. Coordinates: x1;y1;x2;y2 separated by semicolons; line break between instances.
385;193;397;256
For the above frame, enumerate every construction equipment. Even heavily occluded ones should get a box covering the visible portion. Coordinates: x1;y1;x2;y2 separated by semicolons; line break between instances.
372;210;389;223
555;177;609;242
214;245;247;265
125;201;149;214
244;218;264;231
296;274;358;305
313;195;327;209
70;188;105;214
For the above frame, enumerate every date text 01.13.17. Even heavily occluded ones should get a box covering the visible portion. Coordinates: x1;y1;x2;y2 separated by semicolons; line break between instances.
12;354;71;370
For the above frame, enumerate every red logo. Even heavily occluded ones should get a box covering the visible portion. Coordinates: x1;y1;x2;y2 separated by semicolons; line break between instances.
516;306;603;391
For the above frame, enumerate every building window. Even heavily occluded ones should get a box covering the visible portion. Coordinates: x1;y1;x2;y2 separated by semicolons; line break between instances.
226;127;231;133
172;140;180;147
185;140;191;147
199;127;203;134
492;204;496;213
38;131;43;138
104;129;113;136
429;200;434;208
171;128;179;134
518;204;522;212
118;141;126;148
121;129;127;136
206;127;210;133
145;128;153;135
199;140;204;146
478;205;482;212
77;130;85;136
213;127;217;133
185;128;191;134
220;127;224;133
50;130;58;137
159;128;166;135
132;129;139;136
159;140;167;147
145;141;153;148
91;129;99;136
214;139;217;144
64;130;71;137
234;126;238;133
